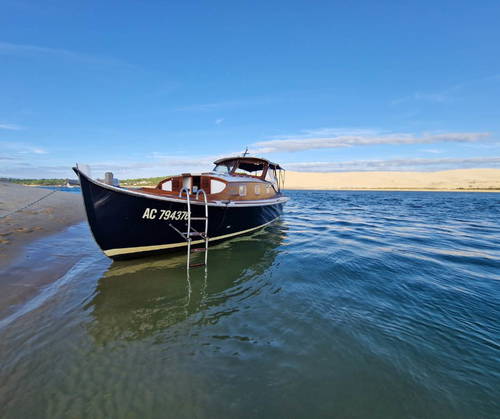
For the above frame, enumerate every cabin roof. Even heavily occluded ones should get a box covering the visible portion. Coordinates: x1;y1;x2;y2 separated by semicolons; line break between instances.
213;156;283;171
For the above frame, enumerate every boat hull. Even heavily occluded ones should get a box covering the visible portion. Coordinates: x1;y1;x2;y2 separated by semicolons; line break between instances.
74;168;285;260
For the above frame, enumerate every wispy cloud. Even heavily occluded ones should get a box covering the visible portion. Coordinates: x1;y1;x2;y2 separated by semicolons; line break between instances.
251;130;491;153
392;91;450;105
0;141;51;177
5;154;499;179
215;118;224;125
0;141;47;155
176;96;277;112
421;148;443;154
391;73;500;106
0;123;23;130
0;41;133;68
285;157;500;172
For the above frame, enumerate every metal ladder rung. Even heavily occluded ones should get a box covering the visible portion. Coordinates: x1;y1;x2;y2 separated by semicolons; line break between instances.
179;187;209;272
189;262;206;268
186;232;205;237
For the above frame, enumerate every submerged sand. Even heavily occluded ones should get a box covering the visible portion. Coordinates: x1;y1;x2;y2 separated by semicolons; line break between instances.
0;182;85;264
284;169;500;191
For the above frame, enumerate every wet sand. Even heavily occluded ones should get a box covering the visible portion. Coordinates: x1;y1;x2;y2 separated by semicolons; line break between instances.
0;182;86;318
0;182;85;264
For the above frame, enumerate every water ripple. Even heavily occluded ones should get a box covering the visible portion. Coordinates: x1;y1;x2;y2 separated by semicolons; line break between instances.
1;191;499;418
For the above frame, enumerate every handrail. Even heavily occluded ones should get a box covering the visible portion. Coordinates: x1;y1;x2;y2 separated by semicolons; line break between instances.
178;186;189;198
179;187;191;251
178;187;209;271
195;189;209;240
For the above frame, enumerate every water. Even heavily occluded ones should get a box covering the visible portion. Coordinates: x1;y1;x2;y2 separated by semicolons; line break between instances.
1;191;499;418
37;186;82;193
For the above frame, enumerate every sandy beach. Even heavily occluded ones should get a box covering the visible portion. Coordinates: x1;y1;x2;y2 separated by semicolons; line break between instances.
283;168;500;191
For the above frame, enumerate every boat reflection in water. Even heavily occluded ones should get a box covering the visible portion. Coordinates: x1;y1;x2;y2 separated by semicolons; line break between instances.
85;223;286;344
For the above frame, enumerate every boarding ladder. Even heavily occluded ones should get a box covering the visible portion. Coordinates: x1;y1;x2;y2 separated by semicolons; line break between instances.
176;187;209;270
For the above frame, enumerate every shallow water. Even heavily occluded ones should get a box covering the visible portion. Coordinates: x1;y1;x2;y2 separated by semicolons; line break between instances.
1;191;499;418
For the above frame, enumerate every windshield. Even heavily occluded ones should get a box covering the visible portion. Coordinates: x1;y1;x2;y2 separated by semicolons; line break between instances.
213;163;232;174
234;167;264;177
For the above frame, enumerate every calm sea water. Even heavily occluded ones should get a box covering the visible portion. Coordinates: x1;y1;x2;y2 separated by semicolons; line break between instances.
1;190;499;418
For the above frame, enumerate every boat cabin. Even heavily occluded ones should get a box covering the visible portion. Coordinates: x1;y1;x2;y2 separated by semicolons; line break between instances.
137;156;285;202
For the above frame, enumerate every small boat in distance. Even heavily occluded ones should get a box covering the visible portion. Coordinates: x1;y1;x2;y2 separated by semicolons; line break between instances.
73;156;288;261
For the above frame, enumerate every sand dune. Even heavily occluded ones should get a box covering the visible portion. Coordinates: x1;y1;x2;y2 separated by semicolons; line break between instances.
283;169;500;191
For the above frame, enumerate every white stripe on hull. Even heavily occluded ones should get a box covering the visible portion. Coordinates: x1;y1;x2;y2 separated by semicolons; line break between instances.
104;219;277;257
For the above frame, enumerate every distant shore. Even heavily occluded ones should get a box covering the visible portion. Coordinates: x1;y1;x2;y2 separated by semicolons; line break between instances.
4;168;500;191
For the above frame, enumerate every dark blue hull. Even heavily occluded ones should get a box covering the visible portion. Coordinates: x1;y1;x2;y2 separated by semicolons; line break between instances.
74;168;285;260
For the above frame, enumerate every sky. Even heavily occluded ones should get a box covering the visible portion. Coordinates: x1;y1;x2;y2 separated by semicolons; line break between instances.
1;0;500;179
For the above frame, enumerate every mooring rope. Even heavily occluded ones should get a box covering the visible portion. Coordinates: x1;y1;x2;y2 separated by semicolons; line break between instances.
0;189;58;220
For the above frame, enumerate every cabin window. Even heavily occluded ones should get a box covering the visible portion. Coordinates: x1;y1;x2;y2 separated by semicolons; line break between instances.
255;185;261;195
161;180;172;191
210;179;226;193
239;185;247;196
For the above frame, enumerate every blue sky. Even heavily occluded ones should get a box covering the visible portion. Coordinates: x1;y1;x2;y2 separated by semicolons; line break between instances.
1;0;499;178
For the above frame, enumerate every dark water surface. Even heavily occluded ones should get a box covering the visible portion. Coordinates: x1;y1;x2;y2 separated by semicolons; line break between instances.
1;191;499;418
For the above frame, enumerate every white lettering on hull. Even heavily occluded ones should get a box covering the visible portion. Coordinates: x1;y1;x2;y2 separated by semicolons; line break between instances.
142;208;189;220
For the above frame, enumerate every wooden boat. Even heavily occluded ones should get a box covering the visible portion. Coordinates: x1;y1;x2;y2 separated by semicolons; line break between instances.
73;156;288;261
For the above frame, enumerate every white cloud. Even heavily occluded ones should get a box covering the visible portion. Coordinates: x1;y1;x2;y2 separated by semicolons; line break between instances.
391;73;500;106
0;41;132;68
3;152;499;179
175;95;277;112
421;149;443;154
392;91;450;105
0;123;23;130
215;118;224;125
0;141;47;155
251;131;490;153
